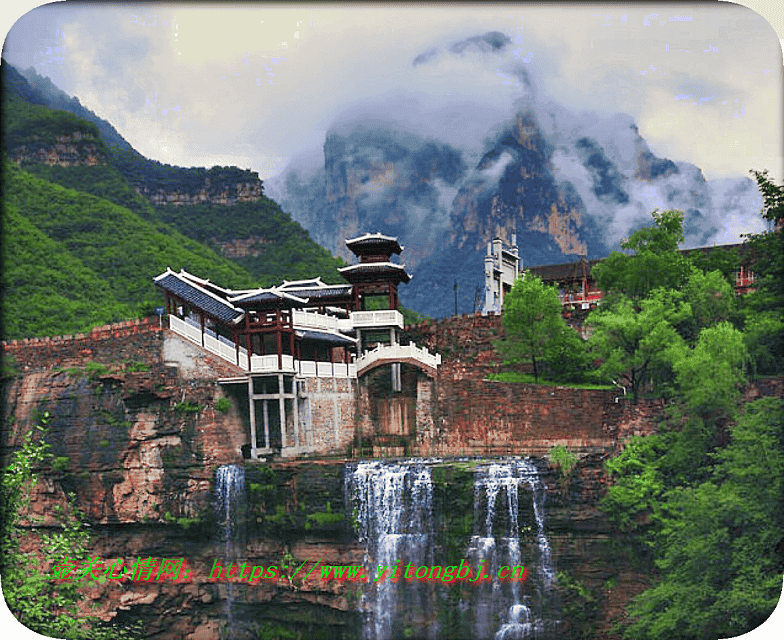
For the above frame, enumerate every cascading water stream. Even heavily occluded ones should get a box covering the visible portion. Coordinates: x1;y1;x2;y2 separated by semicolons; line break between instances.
347;458;557;640
215;464;246;639
469;459;556;640
347;460;436;640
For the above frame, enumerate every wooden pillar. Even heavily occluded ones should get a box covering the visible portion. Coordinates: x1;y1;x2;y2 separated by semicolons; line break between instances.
200;313;205;346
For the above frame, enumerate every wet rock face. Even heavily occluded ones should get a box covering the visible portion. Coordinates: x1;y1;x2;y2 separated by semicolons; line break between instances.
2;324;252;525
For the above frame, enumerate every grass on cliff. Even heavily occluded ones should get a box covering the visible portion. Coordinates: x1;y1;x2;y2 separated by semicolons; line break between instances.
485;371;614;389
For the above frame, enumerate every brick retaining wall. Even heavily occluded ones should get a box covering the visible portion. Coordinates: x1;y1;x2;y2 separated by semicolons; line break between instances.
2;316;166;373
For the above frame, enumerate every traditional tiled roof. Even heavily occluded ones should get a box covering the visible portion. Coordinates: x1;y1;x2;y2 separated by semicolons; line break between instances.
338;262;412;283
526;258;600;283
296;329;357;345
228;288;309;306
153;269;245;324
277;278;353;300
345;232;403;255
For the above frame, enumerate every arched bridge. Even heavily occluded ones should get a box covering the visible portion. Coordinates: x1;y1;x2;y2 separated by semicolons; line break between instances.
355;343;441;379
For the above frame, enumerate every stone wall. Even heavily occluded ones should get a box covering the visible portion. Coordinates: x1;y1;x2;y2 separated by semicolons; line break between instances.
299;376;356;455
2;314;675;463
420;378;655;457
402;313;666;457
3;317;166;374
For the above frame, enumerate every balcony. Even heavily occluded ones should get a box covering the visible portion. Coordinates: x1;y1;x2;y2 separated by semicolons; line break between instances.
350;310;404;329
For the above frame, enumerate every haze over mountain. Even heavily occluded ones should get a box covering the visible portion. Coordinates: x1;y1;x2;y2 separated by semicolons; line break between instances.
267;31;765;318
1;62;351;339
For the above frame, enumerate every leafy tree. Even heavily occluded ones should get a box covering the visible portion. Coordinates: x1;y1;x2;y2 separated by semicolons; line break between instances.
498;271;567;382
688;245;740;285
595;180;783;640
587;289;690;399
667;322;747;421
1;415;137;639
542;323;590;382
592;210;693;300
677;268;738;343
622;398;784;640
740;170;784;376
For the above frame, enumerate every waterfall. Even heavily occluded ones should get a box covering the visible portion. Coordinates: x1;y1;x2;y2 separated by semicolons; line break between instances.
469;459;556;640
216;464;246;550
347;460;436;640
215;464;246;639
347;458;557;640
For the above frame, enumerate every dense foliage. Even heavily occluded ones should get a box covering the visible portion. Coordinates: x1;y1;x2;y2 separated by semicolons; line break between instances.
1;415;137;638
2;97;106;157
109;147;261;197
1;203;132;338
150;198;349;287
496;272;588;382
740;170;784;377
21;162;153;214
592;189;784;638
1;161;257;338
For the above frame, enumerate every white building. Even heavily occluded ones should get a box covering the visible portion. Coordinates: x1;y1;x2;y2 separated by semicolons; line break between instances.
483;235;520;314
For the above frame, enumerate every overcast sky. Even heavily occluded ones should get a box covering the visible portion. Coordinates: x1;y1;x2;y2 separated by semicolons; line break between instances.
2;2;782;184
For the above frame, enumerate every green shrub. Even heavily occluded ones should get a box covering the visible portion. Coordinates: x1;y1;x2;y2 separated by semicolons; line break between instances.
549;444;578;477
51;456;70;472
174;401;203;414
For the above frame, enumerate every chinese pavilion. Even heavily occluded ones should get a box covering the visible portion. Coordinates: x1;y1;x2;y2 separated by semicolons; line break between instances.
153;232;439;459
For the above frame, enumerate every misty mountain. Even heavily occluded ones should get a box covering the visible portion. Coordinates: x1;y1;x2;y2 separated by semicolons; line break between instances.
12;64;134;151
1;62;350;338
268;34;763;319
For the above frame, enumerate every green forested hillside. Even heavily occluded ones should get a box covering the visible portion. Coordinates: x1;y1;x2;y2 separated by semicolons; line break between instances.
2;203;132;338
1;161;258;339
20;162;153;214
1;62;357;339
2;96;106;155
151;199;347;286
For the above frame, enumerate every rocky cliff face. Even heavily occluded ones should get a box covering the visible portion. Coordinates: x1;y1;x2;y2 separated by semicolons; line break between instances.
9;131;107;166
5;322;777;638
2;323;362;639
136;181;263;206
268;98;762;318
1;318;653;639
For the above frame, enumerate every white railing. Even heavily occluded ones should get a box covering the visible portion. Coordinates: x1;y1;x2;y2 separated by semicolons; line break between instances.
167;314;356;378
350;310;404;329
355;343;441;373
292;310;344;333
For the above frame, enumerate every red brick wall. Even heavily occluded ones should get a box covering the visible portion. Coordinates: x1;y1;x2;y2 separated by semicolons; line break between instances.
404;314;666;456
2;316;166;373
